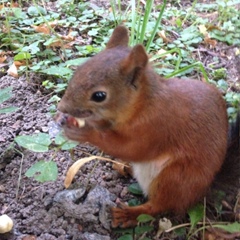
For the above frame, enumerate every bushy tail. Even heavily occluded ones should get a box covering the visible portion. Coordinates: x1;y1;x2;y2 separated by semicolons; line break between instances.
208;114;240;220
214;114;240;189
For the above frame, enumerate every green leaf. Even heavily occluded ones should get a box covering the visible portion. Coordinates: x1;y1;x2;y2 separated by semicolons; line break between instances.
176;18;182;28
0;87;18;113
137;214;155;223
0;106;18;114
213;222;240;233
188;204;204;229
55;132;66;145
55;83;68;93
135;225;154;235
88;29;99;36
41;66;73;77
217;79;228;91
61;141;78;150
43;37;59;47
0;87;13;104
48;95;61;103
174;227;186;236
13;8;26;19
55;133;78;150
64;58;89;66
113;228;134;234
25;160;58;182
128;198;141;206
22;42;41;55
117;235;133;240
128;183;143;195
14;52;31;61
227;107;237;116
15;133;51;152
27;5;47;16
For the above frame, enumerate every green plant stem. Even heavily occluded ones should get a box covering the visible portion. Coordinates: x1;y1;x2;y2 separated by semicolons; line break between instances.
181;0;198;27
130;0;137;45
202;197;206;240
110;0;118;26
14;148;24;199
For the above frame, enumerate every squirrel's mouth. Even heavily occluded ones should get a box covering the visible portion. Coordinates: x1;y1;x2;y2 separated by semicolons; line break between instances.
55;112;86;128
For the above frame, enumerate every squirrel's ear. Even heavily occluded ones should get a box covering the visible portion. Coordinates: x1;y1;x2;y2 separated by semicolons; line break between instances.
120;44;148;75
106;26;129;49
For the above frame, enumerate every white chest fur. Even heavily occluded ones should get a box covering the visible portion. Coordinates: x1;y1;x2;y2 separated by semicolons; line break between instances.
132;155;171;196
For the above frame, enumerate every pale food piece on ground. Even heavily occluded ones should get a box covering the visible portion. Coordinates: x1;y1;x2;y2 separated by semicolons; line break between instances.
0;214;14;233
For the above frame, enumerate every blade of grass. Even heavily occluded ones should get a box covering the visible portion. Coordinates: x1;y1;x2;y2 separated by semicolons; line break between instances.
139;0;154;43
150;48;183;72
146;0;167;51
130;0;137;45
165;62;209;82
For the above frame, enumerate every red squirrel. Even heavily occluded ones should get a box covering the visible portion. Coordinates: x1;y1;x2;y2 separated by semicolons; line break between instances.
57;26;233;228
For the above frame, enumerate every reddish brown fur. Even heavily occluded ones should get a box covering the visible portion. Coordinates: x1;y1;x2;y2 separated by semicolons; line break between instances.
57;26;228;228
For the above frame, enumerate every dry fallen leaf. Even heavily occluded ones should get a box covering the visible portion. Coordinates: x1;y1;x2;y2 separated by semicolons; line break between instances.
204;36;217;48
64;156;127;188
32;25;51;34
157;48;172;58
112;162;132;177
32;21;58;35
207;25;221;32
14;60;26;67
235;48;240;56
7;63;18;78
61;29;75;41
64;156;98;188
199;24;208;36
198;24;217;48
48;20;58;28
204;229;237;240
0;56;7;63
158;30;171;43
22;235;37;240
11;2;19;8
204;231;218;240
48;39;62;48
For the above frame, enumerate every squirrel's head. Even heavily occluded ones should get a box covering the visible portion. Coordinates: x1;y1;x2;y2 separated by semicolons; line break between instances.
58;25;149;129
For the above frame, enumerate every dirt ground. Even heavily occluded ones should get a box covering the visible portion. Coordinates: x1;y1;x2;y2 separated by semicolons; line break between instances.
0;1;240;240
0;73;137;239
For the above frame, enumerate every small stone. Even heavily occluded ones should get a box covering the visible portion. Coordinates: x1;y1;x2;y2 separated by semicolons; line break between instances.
41;126;49;132
120;186;129;198
0;185;5;192
54;187;86;203
79;232;111;240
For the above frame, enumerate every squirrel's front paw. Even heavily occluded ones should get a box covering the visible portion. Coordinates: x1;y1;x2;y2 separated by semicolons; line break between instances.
111;203;138;228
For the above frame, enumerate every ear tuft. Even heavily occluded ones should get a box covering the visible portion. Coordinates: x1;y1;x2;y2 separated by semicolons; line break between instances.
106;25;129;49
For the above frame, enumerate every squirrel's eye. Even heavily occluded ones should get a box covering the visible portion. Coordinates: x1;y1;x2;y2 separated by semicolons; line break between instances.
91;91;107;102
